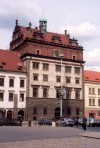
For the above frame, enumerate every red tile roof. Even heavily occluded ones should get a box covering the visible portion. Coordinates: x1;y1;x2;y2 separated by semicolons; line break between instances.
12;25;82;49
0;49;26;72
84;70;100;82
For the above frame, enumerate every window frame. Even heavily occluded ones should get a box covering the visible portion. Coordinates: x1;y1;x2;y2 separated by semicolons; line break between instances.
0;92;4;101
20;79;25;88
9;92;14;101
20;93;24;102
9;79;14;87
0;78;4;86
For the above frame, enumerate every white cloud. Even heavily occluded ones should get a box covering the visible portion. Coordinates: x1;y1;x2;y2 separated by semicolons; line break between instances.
0;28;12;49
0;0;41;49
58;22;100;42
0;0;41;28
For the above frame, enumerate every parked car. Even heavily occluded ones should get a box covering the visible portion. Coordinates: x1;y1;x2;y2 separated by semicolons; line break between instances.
78;118;83;125
87;118;100;127
0;118;4;126
0;118;22;126
37;118;52;125
94;119;100;127
56;118;75;127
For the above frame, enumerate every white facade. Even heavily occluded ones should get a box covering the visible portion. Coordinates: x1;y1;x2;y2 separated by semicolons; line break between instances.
84;82;100;118
24;56;83;100
0;71;26;118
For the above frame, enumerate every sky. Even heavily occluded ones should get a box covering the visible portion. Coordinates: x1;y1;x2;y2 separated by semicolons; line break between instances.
0;0;100;71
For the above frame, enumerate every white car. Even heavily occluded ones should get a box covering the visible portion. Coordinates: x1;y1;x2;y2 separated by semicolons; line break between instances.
56;118;75;127
87;118;95;127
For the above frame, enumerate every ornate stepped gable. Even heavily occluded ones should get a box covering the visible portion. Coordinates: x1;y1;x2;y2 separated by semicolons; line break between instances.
10;20;83;51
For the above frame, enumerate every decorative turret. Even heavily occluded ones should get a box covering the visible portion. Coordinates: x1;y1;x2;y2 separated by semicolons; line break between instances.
39;18;47;33
15;19;19;27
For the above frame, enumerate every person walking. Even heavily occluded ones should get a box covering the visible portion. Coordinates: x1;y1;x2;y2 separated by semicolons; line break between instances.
82;115;87;130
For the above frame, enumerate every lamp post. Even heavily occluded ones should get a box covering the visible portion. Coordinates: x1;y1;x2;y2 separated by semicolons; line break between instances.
58;54;65;117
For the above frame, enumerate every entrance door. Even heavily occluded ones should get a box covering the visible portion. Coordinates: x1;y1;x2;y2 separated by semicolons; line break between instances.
17;110;24;120
7;110;12;119
55;107;60;120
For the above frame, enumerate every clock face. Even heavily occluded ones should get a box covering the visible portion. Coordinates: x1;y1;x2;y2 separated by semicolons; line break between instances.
53;50;60;57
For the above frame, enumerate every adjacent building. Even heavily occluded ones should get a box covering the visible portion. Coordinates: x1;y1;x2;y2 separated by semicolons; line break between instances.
0;49;26;119
9;19;85;120
84;70;100;119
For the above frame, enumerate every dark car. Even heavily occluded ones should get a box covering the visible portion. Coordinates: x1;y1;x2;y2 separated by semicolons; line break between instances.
0;118;4;126
37;118;52;125
1;118;22;126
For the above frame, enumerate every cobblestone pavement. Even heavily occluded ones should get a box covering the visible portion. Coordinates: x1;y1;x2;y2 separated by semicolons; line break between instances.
0;133;100;148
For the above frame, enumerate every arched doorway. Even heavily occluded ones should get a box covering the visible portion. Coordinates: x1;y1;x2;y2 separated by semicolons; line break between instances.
7;110;12;119
17;110;24;120
55;107;60;120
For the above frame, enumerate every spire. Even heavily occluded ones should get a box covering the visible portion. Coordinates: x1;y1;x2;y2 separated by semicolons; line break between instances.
15;19;18;27
29;22;32;28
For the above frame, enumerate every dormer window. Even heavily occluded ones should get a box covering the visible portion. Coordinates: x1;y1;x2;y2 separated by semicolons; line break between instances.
17;63;23;71
18;66;22;70
0;65;3;69
2;62;6;65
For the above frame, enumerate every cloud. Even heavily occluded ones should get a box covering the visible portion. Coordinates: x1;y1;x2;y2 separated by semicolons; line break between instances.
0;28;12;49
0;0;41;49
0;0;41;29
58;22;100;42
84;48;100;67
58;22;100;71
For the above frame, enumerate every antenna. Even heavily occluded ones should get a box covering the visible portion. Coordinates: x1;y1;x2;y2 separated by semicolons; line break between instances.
42;9;44;18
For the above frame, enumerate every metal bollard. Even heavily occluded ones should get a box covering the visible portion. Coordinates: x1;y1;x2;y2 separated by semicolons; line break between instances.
28;120;31;127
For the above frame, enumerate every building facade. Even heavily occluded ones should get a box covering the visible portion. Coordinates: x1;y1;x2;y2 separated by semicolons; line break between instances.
9;19;85;120
84;70;100;119
0;49;26;119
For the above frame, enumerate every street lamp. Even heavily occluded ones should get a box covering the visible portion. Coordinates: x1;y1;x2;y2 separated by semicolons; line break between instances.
58;54;65;117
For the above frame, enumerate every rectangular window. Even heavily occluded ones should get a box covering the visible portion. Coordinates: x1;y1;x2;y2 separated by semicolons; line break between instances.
20;93;24;101
44;108;47;115
9;93;13;101
43;63;49;71
33;107;37;115
89;88;91;94
98;89;100;95
56;65;61;72
9;79;14;87
33;62;39;69
73;55;76;60
74;67;80;74
66;77;71;83
66;89;71;99
92;88;95;95
75;89;80;99
56;89;60;98
43;75;48;82
89;98;95;106
75;78;80;84
0;78;4;86
33;74;38;81
20;80;24;87
65;66;71;73
0;92;3;101
98;99;100;106
43;88;48;98
33;87;38;98
56;76;61;82
76;108;79;115
67;107;71;115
